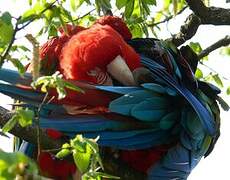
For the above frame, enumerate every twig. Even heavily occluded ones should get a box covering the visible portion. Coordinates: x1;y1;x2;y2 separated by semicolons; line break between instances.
148;6;188;27
199;61;230;81
36;92;49;159
72;8;96;22
198;35;230;59
18;0;58;31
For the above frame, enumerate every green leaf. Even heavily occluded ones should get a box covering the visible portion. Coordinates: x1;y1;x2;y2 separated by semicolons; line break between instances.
195;68;203;79
227;86;230;95
17;109;34;127
56;143;72;158
101;0;112;9
220;47;230;56
0;150;38;178
0;12;13;43
19;1;50;24
129;24;142;38
144;0;156;5
124;0;135;18
76;0;85;9
28;0;33;6
163;0;171;10
2;115;18;133
9;58;26;75
92;172;120;179
48;24;58;37
212;74;223;87
12;45;30;52
32;72;83;100
116;0;128;9
1;12;12;25
70;0;76;11
19;9;37;24
73;144;92;173
189;42;202;54
172;0;178;14
63;81;84;93
141;0;151;15
56;149;71;159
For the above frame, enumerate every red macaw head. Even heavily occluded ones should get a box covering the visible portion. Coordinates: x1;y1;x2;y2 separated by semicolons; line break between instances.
59;22;141;86
39;17;142;86
95;15;132;41
39;25;85;75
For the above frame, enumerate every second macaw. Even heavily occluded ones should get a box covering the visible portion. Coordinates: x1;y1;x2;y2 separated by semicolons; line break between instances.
0;15;226;180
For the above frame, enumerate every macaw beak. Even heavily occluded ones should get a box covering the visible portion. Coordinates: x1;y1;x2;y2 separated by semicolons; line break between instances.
106;55;136;86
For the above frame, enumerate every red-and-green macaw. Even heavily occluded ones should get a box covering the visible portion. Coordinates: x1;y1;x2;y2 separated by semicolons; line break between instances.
0;15;227;180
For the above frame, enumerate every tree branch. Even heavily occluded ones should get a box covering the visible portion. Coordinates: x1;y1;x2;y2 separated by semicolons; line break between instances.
168;14;201;46
198;35;230;59
0;106;146;179
185;0;230;25
0;106;64;150
168;0;230;47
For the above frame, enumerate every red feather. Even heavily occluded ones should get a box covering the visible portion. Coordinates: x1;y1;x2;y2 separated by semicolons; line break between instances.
59;24;140;83
95;15;132;41
38;152;76;179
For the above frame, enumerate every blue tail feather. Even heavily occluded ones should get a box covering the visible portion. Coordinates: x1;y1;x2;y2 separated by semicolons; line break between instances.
141;57;216;136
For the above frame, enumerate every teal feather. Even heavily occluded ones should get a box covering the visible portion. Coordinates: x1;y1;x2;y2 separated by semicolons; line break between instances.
141;83;166;94
131;100;167;121
109;90;158;116
0;68;32;86
159;111;179;130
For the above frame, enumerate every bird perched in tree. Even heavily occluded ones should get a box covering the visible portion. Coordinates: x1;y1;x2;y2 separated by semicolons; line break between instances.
0;15;228;180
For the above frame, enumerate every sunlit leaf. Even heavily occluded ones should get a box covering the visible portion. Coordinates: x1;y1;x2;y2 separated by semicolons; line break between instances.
129;24;143;38
0;150;38;179
9;58;26;75
116;0;128;9
212;74;223;87
17;108;34;127
19;8;37;24
220;47;230;56
71;135;93;173
2;115;18;133
195;68;203;79
227;87;230;95
0;12;13;43
63;81;84;93
189;42;202;54
144;0;156;5
92;172;120;179
172;0;178;14
70;0;76;11
56;148;71;159
101;0;112;9
124;0;135;18
76;0;85;9
28;0;33;6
